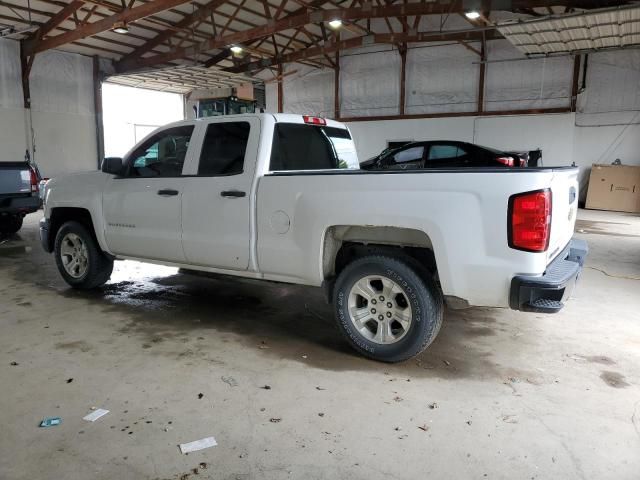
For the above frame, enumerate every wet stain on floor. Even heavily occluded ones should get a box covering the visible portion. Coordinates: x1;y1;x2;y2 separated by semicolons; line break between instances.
55;340;93;353
600;371;630;388
0;226;561;383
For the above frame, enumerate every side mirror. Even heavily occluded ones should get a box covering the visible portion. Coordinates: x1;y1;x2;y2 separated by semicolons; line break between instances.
101;157;124;175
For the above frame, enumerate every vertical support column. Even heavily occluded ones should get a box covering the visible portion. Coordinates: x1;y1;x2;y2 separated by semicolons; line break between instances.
19;41;34;164
334;44;340;119
277;64;284;113
19;49;32;109
93;56;105;167
570;54;581;112
477;33;486;114
399;44;407;115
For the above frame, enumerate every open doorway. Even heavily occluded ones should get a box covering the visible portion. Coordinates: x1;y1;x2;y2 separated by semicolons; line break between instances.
102;83;184;158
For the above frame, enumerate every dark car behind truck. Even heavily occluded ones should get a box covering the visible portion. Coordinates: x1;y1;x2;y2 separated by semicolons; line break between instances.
0;162;40;235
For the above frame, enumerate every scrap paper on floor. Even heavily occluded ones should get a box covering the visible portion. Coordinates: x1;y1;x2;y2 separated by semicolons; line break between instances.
83;409;109;422
179;436;218;454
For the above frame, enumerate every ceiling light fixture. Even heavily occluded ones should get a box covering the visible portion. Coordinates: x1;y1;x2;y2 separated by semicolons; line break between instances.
464;11;481;20
230;45;243;54
328;19;342;29
112;21;129;34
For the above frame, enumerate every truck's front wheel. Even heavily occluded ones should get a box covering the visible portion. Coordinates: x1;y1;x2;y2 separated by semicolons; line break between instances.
333;255;443;362
54;221;113;289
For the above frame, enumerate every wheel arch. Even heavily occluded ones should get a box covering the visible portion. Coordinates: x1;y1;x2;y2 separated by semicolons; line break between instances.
48;207;101;253
321;225;440;285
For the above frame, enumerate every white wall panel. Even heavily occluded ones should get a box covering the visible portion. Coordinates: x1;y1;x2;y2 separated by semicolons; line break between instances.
0;108;28;163
31;110;98;177
30;50;95;116
580;50;640;113
0;39;27;163
406;43;479;114
283;63;334;117
340;46;400;117
0;40;97;176
0;38;23;108
485;40;573;111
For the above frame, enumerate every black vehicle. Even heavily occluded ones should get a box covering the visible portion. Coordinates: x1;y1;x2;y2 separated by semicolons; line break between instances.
0;161;40;235
360;140;528;170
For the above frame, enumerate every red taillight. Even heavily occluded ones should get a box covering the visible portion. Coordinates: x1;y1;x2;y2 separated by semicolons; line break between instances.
508;189;552;252
29;167;39;193
496;156;514;167
302;115;326;126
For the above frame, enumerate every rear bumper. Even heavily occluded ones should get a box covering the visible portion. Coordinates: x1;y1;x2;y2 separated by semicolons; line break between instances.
0;194;39;215
40;217;52;252
510;238;588;313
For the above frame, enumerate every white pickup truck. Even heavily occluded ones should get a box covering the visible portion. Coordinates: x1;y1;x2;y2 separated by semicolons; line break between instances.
40;113;587;362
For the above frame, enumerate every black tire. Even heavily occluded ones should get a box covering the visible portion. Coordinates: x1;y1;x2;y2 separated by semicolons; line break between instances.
0;215;23;235
54;221;113;289
333;254;443;363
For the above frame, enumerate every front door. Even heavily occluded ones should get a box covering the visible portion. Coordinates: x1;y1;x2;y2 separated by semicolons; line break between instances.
180;117;260;270
103;124;195;262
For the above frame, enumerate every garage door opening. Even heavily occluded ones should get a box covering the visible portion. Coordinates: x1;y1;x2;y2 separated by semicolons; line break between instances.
102;83;184;158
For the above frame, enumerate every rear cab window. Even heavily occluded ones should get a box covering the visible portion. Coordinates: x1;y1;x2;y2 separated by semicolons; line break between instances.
270;123;359;171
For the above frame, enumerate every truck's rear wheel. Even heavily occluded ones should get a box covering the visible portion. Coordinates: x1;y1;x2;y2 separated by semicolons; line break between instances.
333;255;443;362
0;215;23;235
54;221;113;289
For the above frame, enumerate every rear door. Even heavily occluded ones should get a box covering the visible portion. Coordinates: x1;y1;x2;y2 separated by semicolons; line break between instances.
547;168;580;262
180;117;260;270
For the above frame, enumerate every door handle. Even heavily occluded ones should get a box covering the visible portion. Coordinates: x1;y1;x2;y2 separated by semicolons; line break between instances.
221;190;246;198
157;189;179;196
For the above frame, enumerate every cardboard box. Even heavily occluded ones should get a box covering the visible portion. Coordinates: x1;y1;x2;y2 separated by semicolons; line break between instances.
586;164;640;213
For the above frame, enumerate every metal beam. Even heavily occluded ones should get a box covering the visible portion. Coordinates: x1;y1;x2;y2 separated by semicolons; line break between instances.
37;0;85;39
19;42;31;109
477;33;486;113
202;48;231;67
334;34;339;118
399;44;406;115
277;64;283;113
120;2;490;71
338;107;572;123
227;29;501;74
570;54;581;112
116;0;228;69
25;0;194;54
93;55;105;168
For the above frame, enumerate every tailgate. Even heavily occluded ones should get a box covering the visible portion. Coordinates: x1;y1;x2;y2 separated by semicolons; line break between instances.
547;168;579;262
0;163;31;196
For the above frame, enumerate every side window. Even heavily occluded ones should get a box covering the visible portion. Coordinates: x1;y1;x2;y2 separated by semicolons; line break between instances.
427;144;461;161
392;146;424;164
127;126;194;177
198;122;250;176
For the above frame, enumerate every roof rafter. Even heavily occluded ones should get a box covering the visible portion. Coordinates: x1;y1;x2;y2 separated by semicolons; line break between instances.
117;1;477;71
24;0;195;54
226;28;502;74
116;0;229;66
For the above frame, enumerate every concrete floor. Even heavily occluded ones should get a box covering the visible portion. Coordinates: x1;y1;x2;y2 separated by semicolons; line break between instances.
1;209;639;480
